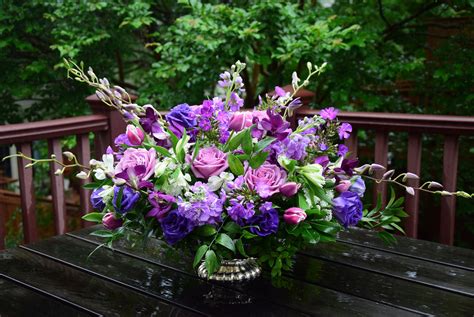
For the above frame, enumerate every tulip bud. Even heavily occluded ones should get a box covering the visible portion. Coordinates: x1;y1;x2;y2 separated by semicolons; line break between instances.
102;212;123;230
335;180;351;193
280;182;300;197
126;125;145;146
283;207;307;225
228;112;253;131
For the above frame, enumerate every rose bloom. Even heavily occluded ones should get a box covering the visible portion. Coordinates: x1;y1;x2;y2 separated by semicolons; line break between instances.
332;191;363;227
188;147;228;179
115;148;156;181
229;111;268;132
244;162;287;198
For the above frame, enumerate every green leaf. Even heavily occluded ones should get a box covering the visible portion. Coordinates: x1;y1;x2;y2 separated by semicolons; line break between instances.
90;230;114;238
242;129;253;155
225;129;245;152
235;239;248;257
312;221;341;235
168;129;179;150
216;233;235;252
83;183;101;189
115;186;124;212
192;139;201;160
378;231;398;246
82;212;104;223
194;225;217;237
298;192;309;210
302;229;320;244
255;136;275;152
228;153;244;175
249;151;269;169
152;145;172;158
242;230;258;239
193;244;208;268
223;221;241;234
205;250;219;277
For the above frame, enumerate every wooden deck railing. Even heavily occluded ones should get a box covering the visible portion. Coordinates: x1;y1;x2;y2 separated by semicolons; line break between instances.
294;108;474;245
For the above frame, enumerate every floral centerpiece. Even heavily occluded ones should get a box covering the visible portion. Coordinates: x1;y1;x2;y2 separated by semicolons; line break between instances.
9;60;472;281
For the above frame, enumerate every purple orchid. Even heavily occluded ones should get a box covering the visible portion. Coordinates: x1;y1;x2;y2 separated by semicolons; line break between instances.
252;109;291;141
147;191;176;220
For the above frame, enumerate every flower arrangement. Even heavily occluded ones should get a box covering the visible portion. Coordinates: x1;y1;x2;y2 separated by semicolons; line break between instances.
8;60;472;279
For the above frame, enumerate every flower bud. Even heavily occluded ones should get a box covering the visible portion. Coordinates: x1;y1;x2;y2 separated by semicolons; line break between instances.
76;171;88;179
283;207;307;225
228;112;253;131
428;181;443;189
403;172;419;182
280;182;301;197
335;180;351;193
405;187;415;196
102;212;123;230
63;151;75;161
126;125;145;146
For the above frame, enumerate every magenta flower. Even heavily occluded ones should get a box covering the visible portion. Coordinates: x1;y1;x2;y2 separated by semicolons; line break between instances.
102;212;123;230
283;207;307;225
229;111;253;131
338;123;352;139
244;163;287;198
320;107;339;120
188;147;228;179
126;125;145;146
147;191;176;220
280;182;300;197
115;148;156;182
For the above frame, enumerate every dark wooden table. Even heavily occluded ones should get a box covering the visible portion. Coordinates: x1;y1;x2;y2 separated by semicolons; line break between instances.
0;226;473;316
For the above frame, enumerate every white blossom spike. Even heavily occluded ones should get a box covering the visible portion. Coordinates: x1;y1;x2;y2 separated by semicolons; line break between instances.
405;187;415;196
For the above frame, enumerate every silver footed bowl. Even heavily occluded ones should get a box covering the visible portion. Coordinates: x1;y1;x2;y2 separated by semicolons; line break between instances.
197;258;261;282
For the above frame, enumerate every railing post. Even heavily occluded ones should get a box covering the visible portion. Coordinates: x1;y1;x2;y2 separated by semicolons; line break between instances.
77;133;92;227
405;133;422;238
345;128;358;159
440;135;459;245
86;94;137;151
48;138;67;235
373;131;389;207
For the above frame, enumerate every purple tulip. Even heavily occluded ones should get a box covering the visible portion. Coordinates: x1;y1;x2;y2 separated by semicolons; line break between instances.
102;212;123;230
280;182;300;197
126;125;145;146
283;207;307;225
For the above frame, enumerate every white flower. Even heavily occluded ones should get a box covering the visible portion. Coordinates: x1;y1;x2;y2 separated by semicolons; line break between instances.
162;170;190;196
292;71;300;88
155;158;172;177
92;154;115;180
207;172;234;192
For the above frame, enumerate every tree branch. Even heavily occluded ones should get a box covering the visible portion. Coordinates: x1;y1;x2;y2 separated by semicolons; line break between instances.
377;0;391;27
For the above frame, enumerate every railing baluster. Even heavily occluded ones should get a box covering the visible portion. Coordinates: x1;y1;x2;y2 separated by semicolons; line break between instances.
405;133;422;238
16;142;38;244
48;138;67;235
345;128;358;159
0;201;6;249
94;131;107;159
77;133;92;227
373;131;389;207
440;135;459;245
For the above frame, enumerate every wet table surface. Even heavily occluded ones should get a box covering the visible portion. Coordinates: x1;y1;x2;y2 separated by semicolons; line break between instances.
0;226;473;316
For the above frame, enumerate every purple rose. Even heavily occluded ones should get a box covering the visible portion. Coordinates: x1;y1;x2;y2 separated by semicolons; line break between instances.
188;147;228;179
90;188;105;211
349;176;366;197
113;186;140;214
146;191;176;220
160;210;195;245
102;212;123;230
332;191;363;227
166;103;196;138
249;202;279;237
244;163;287;198
115;148;156;182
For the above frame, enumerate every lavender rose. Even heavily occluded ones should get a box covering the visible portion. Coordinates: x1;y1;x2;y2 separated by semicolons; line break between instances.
114;148;156;182
245;163;287;198
160;210;195;245
112;186;140;214
90;188;105;211
332;191;363;227
102;212;123;230
188;147;228;179
249;202;279;237
166;103;196;138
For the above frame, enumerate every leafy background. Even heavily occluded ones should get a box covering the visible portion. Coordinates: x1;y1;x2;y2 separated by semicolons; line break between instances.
0;0;473;247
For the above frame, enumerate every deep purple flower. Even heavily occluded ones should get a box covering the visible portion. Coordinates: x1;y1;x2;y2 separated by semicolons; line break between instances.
140;106;168;146
332;191;363;227
320;107;339;120
102;212;123;230
90;188;105;211
349;176;366;197
177;182;224;226
249;202;279;237
314;155;330;168
338;122;352;140
113;186;140;214
166;103;197;138
252;109;291;141
227;199;255;223
147;191;176;220
335;158;359;176
338;144;349;157
160;210;195;245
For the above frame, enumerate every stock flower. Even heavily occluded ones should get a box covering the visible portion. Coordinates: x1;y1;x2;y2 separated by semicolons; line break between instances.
249;202;279;237
244;163;287;198
227;199;255;223
338;123;352;140
166;103;196;137
126;125;145;146
282;134;311;160
229;92;244;111
280;182;300;197
146;191;176;220
90;188;106;210
320;107;339;121
349;176;366;197
114;148;156;182
177;182;224;225
189;147;228;179
160;210;195;245
102;212;123;230
283;207;307;225
229;111;253;131
332;191;363;227
112;186;140;214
